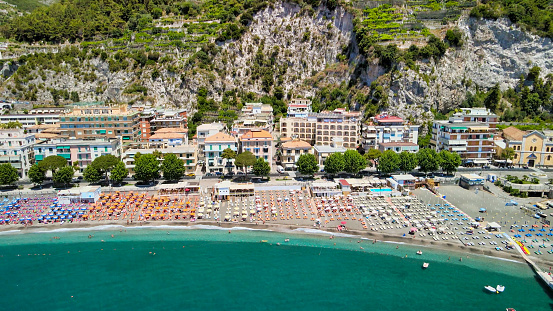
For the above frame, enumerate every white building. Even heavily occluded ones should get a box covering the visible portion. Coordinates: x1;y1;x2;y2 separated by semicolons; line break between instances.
204;132;238;173
287;99;312;118
196;123;225;156
362;114;419;152
148;128;189;148
33;138;121;172
0;113;59;128
0;129;36;178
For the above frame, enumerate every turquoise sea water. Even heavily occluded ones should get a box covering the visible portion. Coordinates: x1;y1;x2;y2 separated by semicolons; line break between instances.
0;226;551;311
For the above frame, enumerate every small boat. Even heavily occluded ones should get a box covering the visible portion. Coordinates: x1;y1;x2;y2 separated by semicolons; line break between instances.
506;308;516;311
484;285;498;293
260;240;268;243
422;262;429;269
284;238;289;242
496;285;505;293
416;250;422;255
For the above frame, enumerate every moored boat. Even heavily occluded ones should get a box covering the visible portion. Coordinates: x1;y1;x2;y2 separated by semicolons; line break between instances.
422;262;429;269
496;285;505;293
484;285;498;293
416;250;422;255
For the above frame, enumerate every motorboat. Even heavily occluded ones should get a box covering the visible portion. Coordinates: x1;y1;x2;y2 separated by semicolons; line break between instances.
416;250;422;255
496;285;505;293
422;262;429;269
484;285;498;293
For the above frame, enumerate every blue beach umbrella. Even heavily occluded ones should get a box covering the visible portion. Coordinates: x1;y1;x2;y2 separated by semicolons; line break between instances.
540;229;546;232
526;233;533;237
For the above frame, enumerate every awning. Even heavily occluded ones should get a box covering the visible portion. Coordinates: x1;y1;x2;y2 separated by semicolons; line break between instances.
450;126;467;130
473;159;489;164
527;153;537;159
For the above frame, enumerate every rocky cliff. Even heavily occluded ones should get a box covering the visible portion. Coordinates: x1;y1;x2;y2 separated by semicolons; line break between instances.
0;2;551;123
387;17;553;121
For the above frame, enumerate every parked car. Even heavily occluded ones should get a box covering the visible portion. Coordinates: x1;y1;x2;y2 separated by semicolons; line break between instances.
215;172;223;176
205;173;214;177
523;165;529;169
482;165;490;169
186;173;196;177
236;171;245;175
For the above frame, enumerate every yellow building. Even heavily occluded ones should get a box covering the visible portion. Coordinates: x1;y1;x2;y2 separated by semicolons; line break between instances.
503;126;553;167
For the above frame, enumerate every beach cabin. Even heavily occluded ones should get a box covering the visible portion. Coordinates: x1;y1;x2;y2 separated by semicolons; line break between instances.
58;186;101;204
486;222;501;232
459;174;484;190
391;174;417;191
310;180;341;197
338;179;351;195
213;181;255;200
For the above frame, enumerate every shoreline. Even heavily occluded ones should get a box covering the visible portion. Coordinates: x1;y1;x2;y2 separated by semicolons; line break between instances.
3;220;553;268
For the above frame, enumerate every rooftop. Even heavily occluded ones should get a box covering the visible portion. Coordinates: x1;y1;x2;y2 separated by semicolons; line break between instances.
197;123;225;132
282;140;312;149
502;126;527;141
379;142;418;147
240;129;272;140
149;133;187;140
374;114;404;123
28;124;59;130
205;132;236;143
313;145;347;153
392;174;416;181
155;127;188;134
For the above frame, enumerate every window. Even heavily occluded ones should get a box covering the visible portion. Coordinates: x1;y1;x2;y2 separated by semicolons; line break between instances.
548;156;551;161
94;147;98;151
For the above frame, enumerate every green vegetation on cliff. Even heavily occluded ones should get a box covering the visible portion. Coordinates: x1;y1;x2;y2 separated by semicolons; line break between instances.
1;0;271;43
470;0;553;38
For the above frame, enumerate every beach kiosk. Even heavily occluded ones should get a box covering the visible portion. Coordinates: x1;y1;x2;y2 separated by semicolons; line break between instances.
58;186;101;204
486;222;501;232
459;174;484;190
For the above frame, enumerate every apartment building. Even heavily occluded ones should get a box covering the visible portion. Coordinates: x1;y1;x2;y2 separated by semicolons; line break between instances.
431;110;496;166
59;105;140;141
378;142;419;153
139;110;188;142
287;99;312;118
502;126;553;168
450;108;498;128
122;145;197;175
240;129;273;165
0;129;36;178
279;139;312;171
313;109;361;149
361;113;419;152
0;114;59;128
196;123;225;157
34;138;121;172
148;128;189;149
204;132;238;173
279;108;361;149
313;139;347;168
279;116;317;145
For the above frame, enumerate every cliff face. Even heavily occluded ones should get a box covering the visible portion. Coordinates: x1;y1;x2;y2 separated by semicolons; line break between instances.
387;17;553;121
0;2;551;121
0;1;354;107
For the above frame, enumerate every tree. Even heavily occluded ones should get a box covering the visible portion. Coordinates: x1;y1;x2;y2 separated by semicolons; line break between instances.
324;152;345;177
28;164;46;187
398;151;418;174
377;150;400;174
134;154;160;183
484;83;501;112
501;147;515;163
161;153;185;181
110;161;129;185
343;150;367;174
38;155;67;175
53;166;74;188
296;153;319;176
83;165;102;183
438;150;462;175
235;151;256;176
417;148;441;174
90;154;120;183
365;148;382;167
221;148;236;173
0;164;18;186
253;157;270;176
